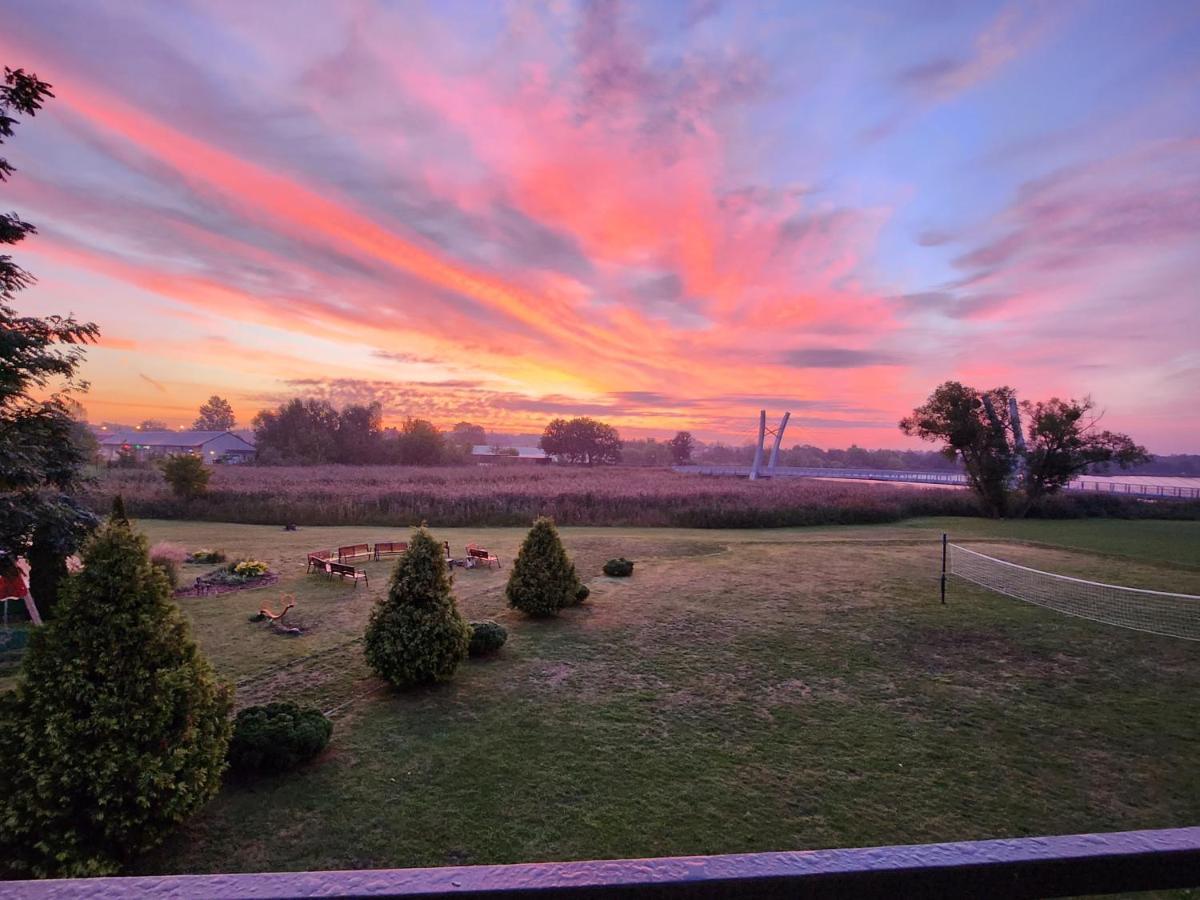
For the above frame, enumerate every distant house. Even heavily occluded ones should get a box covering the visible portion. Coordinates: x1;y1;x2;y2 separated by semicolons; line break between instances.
470;445;551;465
97;430;256;465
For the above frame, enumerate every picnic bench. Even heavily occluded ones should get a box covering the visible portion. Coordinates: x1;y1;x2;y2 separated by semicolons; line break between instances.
373;541;407;561
328;562;368;587
466;544;501;569
307;551;334;574
338;544;372;563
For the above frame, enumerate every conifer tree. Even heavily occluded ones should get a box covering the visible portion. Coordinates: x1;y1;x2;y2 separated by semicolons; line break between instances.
506;517;583;616
364;528;470;687
0;512;232;877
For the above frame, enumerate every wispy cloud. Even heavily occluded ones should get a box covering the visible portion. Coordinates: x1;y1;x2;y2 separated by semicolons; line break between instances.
2;0;1197;449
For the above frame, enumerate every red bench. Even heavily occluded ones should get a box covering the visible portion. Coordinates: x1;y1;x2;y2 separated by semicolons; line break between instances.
328;562;368;587
466;545;500;569
373;541;407;561
338;544;371;563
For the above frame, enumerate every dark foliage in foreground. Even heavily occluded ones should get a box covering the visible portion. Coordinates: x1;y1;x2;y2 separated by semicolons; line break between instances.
227;702;332;775
0;513;231;877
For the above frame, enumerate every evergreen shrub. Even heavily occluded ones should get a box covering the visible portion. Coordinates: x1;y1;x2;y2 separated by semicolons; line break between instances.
364;528;470;686
468;620;508;656
227;702;332;774
0;514;232;877
603;557;634;577
505;517;582;616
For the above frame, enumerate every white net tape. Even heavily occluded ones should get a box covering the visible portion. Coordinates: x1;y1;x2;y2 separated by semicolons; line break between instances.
948;543;1200;641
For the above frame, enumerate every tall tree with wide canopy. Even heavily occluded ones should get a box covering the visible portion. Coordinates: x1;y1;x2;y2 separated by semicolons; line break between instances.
1020;396;1149;505
539;416;623;465
252;397;340;464
0;66;99;614
901;381;1148;516
900;381;1016;517
193;394;236;430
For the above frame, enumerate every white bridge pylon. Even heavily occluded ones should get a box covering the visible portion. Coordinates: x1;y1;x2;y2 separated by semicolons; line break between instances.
749;410;791;480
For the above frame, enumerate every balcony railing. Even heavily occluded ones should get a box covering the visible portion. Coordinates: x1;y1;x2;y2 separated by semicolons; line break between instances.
8;826;1200;898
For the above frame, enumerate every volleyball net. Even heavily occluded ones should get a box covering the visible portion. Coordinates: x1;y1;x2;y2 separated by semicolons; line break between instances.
946;542;1200;641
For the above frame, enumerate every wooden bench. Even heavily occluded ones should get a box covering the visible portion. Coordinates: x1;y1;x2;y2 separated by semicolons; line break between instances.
338;544;372;563
328;562;368;587
307;551;333;574
373;541;407;561
466;545;500;569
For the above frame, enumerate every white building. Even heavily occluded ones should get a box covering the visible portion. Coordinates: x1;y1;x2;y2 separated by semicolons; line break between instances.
97;430;256;465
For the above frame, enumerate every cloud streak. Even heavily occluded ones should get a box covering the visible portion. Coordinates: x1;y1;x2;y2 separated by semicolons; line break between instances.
2;0;1198;450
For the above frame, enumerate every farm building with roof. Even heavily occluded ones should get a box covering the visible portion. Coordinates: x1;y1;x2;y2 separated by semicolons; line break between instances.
97;430;256;465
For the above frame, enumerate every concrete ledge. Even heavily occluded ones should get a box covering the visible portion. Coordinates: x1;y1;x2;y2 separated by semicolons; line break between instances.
6;826;1200;899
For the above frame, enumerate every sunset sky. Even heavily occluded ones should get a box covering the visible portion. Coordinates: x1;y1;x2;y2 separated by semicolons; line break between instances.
3;0;1198;450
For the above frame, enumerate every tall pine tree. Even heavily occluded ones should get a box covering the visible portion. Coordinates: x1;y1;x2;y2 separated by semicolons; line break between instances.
506;517;583;616
0;512;232;877
364;528;470;687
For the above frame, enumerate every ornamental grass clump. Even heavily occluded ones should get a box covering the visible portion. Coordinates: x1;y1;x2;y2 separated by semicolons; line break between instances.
506;517;583;616
364;528;470;687
0;510;232;878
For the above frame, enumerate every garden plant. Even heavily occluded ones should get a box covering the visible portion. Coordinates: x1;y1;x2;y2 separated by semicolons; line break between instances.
0;510;232;877
364;528;471;686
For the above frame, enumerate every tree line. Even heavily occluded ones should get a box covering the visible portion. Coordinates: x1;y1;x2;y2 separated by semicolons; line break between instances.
252;398;486;466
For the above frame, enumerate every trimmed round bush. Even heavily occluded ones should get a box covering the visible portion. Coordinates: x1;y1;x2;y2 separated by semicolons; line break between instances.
506;517;582;617
468;620;508;656
364;528;471;687
603;557;634;577
228;702;332;774
574;583;590;604
0;513;231;878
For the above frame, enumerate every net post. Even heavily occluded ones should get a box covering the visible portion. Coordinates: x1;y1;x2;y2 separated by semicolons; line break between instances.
940;533;947;605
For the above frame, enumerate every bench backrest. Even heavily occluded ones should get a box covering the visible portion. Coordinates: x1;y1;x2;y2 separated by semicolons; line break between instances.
309;550;333;561
329;562;359;576
375;542;407;554
338;544;370;558
467;547;493;560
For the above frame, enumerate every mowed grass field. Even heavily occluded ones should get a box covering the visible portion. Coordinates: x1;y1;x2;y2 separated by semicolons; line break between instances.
81;518;1200;873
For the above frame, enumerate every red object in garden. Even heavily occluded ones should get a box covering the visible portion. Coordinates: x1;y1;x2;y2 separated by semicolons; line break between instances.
0;570;28;601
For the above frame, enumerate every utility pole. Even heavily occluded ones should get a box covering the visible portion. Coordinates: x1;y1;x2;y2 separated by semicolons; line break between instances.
767;411;791;475
749;410;766;480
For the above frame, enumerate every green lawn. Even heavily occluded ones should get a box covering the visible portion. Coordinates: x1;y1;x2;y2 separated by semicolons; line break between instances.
21;517;1200;874
901;516;1200;567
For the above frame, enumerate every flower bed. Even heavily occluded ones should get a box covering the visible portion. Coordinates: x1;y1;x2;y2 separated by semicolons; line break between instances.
175;564;279;598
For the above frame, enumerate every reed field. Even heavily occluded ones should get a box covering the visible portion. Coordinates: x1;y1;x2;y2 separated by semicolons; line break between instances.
88;465;1198;529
